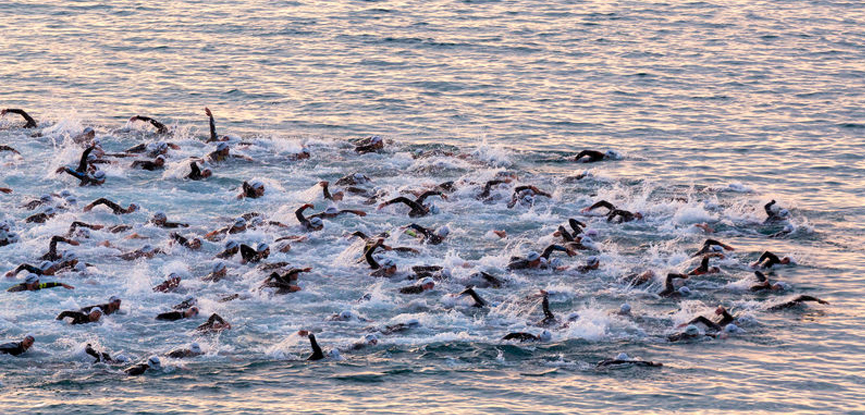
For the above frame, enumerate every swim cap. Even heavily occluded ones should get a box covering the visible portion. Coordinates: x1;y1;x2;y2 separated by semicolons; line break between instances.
301;147;310;154
156;155;166;162
353;173;366;181
147;355;161;369
93;171;106;180
605;150;621;159
309;217;324;228
526;251;541;262
405;318;420;327
256;243;269;252
684;325;699;336
153;211;167;222
620;303;631;314
63;252;78;261
251;181;265;190
157;142;168;151
370;136;382;144
65;196;77;205
168;272;181;281
581;236;594;245
783;224;794;232
141;244;154;252
0;221;9;231
202;167;212;174
25;274;39;284
39;261;54;271
678;286;691;296
83;127;94;134
24;333;34;341
772;282;790;290
585;229;599;237
566;312;580;321
586;256;600;266
724;324;739;333
189;306;199;316
90;307;102;315
365;334;379;343
59;190;72;198
225;240;239;250
428;204;440;214
521;195;534;205
73;262;86;272
419;277;435;287
550;258;563;268
42;207;56;216
233;217;246;228
778;209;790;218
539;330;552;342
212;262;226;273
380;258;396;268
92;137;101;146
325;207;338;214
327;349;343;360
40;194;52;202
339;310;354;320
711;245;723;253
190;343;201;354
616;352;630;361
75;228;90;238
109;296;121;304
436;226;450;237
217;143;229;151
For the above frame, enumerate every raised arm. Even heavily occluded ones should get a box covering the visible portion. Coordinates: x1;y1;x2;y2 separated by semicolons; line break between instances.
1;109;37;128
77;146;95;173
415;190;445;205
205;107;217;142
582;200;615;213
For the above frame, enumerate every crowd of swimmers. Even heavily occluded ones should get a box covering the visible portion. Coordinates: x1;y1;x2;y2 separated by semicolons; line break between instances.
0;107;829;373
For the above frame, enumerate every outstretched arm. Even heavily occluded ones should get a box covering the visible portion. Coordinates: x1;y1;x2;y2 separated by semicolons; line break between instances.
541;244;569;259
205;108;217;142
583;200;615;213
379;197;424;212
1;109;37;128
415;190;445;205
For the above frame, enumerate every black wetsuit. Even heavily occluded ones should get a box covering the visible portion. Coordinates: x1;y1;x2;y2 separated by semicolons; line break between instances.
574;150;605;163
3;109;37;128
307;334;325;360
658;273;688;297
56;311;93;325
196;313;228;333
187;162;207;180
7;282;64;292
0;341;29;356
124;363;150;376
131;159;163;171
607;209;638;223
407;224;444;245
81;303;116;315
502;332;541;342
130;116;168;135
756;251;784;268
156;311;187;321
459;286;487;308
85;344;114;363
87;198;131;214
597;359;662;368
40;236;75;261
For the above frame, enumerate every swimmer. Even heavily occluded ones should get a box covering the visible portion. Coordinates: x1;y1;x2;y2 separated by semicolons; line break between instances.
206;142;252;164
354;135;384;154
83;198;139;214
131;155;166;171
152;273;182;293
81;296;122;315
404;223;449;245
196;313;231;334
156;306;199;321
580;200;616;214
577;256;601;273
534;290;558;327
40;236;79;261
306;333;325;360
186;161;212;180
769;224;795;239
85;344;122;364
24;207;57;224
658;273;689;297
238;180;265;199
476;178;513;200
7;274;74;292
22;194;53;210
767;295;829;311
119;245;164;261
750;271;787;292
56;307;102;325
681;306;735;332
377;191;446;217
764;200;790;223
124;355;161;376
202;262;229;283
319;181;345;202
398;277;435;294
308;206;367;220
240;243;270;264
573;149;618;163
596;353;662;368
467;271;505;288
204;107;228;142
502;330;552;343
607;208;643;223
506;185;551;208
692;239;735;257
6;260;62;277
1;108;37;128
688;256;720;275
216;240;240;259
620;270;656;286
66;221;104;237
336;173;372;187
348;334;379;351
451;286;486;308
327;310;370;322
172;296;197;311
0;145;21;156
364;242;397;277
751;251;791;269
288;147;311;161
72;127;96;145
295;204;324;231
261;268;310;293
170;232;202;250
374;319;421;335
507;251;543;270
205;218;248;241
0;334;35;356
150;212;188;228
129;115;169;135
166;343;204;359
667;324;716;342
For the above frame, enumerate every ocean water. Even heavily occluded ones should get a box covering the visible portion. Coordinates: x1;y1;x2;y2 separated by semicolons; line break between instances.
1;0;864;413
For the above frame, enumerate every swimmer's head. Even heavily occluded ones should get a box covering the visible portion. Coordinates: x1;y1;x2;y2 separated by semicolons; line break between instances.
24;274;39;285
147;355;162;370
212;262;226;274
325;207;338;215
436;226;450;238
539;330;552;342
678;286;691;296
22;334;35;348
256;243;269;254
39;261;54;271
724;324;740;334
92;170;106;181
217;142;229;153
152;211;167;223
616;352;630;361
225;240;239;251
338;310;354;320
427;204;440;215
40;194;52;203
309;217;324;230
526;251;541;262
109;296;121;305
364;334;379;345
419;277;435;290
190;343;202;354
233;217;247;229
620;303;631;314
684;325;700;336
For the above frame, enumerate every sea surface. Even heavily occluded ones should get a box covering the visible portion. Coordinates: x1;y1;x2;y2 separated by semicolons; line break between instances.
1;1;864;414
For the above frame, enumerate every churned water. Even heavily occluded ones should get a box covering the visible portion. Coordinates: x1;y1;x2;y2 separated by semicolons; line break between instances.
1;1;864;414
